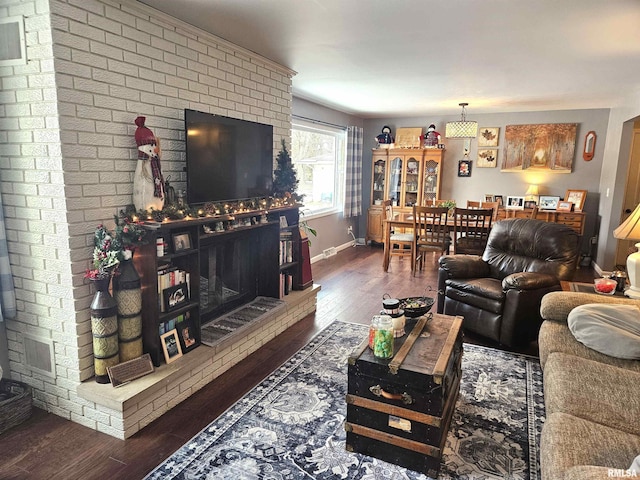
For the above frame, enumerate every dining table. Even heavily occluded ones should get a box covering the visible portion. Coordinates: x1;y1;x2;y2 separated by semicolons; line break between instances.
382;211;492;271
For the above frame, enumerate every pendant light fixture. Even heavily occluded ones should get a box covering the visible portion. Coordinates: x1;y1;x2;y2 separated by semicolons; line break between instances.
445;103;478;138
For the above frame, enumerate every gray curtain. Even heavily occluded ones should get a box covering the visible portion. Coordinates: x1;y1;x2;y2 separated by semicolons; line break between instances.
0;194;16;322
344;126;363;217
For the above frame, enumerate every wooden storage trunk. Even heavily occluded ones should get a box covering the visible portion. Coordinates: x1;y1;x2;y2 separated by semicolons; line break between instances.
345;313;463;477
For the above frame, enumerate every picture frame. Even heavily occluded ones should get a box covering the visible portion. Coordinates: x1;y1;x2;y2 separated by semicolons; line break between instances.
557;201;574;212
505;196;525;210
458;160;472;177
524;200;537;209
177;319;199;353
484;194;495;202
477;148;498;168
478;127;499;147
394;127;422;148
494;195;504;206
539;195;560;210
160;329;183;364
162;282;189;312
564;189;587;212
172;232;191;252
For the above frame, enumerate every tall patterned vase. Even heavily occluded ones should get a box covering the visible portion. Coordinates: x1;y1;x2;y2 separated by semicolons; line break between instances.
90;276;119;384
113;257;143;362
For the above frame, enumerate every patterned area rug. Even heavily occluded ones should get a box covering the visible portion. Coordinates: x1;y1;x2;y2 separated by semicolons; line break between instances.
146;320;544;479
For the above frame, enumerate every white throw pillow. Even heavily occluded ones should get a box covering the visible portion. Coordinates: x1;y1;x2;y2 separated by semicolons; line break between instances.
567;304;640;359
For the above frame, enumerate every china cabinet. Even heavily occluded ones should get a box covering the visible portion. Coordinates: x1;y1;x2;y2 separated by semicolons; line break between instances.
367;148;444;244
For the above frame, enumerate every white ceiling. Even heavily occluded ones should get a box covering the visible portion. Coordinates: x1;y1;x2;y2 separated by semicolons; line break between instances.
139;0;640;118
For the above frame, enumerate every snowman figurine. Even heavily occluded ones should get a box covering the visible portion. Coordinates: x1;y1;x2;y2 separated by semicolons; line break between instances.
422;124;441;148
375;126;394;149
133;116;165;212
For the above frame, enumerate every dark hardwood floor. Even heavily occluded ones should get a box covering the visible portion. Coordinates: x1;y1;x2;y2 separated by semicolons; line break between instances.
0;245;595;480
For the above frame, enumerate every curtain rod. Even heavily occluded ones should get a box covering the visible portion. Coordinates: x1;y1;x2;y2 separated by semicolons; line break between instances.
292;115;347;130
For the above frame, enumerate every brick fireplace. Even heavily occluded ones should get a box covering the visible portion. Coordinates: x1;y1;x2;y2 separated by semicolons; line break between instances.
0;0;299;438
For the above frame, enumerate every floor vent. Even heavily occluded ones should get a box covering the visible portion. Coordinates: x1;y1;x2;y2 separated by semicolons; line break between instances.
323;247;337;258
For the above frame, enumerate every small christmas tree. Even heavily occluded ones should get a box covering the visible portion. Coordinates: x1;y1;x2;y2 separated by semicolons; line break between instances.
273;139;302;202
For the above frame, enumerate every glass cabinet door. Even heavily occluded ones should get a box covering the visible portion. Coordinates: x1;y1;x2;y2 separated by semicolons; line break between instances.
404;156;420;207
372;158;386;205
387;156;403;207
422;158;439;205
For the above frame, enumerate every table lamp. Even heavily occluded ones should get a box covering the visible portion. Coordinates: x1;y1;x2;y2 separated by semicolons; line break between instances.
525;184;539;203
613;203;640;298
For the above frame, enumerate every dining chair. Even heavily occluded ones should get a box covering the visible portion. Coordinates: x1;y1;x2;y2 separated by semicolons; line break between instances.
385;201;414;269
480;201;500;221
412;205;450;274
466;200;481;208
452;207;494;255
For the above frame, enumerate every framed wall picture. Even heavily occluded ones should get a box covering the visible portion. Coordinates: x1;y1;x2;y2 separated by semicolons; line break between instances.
478;127;499;147
494;195;504;206
477;148;498;168
564;189;587;212
458;160;472;177
177;319;199;353
502;123;577;172
557;201;574;212
160;329;183;364
172;232;191;252
539;195;560;210
505;196;525;210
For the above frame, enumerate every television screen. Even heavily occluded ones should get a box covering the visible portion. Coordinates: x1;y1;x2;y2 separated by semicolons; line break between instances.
185;109;274;205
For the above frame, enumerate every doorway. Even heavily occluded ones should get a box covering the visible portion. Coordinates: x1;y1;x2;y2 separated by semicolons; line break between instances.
615;121;640;267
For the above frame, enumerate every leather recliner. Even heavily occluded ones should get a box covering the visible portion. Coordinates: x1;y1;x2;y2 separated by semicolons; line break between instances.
437;218;580;347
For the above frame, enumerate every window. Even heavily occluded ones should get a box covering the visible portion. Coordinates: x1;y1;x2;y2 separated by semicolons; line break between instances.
291;121;346;216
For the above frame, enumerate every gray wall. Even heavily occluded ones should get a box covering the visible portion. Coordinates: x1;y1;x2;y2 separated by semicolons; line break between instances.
363;109;610;261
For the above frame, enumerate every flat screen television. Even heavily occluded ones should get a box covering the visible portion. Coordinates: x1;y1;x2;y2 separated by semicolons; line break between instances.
185;109;274;205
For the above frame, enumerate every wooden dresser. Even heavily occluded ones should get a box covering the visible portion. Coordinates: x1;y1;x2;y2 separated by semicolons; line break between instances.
496;208;585;235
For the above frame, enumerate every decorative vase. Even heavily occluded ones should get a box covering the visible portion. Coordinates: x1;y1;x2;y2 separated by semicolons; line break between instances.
113;257;143;362
90;276;119;384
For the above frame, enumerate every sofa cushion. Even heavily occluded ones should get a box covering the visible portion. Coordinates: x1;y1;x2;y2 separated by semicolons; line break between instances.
538;321;640;372
540;291;640;324
540;412;640;480
544;353;640;436
568;304;640;359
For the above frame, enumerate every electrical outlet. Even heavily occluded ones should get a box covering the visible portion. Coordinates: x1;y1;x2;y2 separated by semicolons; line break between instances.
347;226;353;235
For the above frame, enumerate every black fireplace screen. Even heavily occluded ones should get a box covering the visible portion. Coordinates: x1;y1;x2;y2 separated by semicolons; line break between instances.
199;232;257;324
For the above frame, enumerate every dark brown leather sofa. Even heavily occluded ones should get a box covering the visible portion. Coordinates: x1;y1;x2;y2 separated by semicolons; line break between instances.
437;218;580;347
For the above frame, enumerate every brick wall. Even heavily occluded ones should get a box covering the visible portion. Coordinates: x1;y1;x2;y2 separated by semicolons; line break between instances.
76;288;318;438
0;0;294;428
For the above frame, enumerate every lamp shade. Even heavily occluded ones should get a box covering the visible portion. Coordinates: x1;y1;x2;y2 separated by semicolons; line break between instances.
525;184;539;196
445;121;478;138
613;203;640;241
445;102;478;139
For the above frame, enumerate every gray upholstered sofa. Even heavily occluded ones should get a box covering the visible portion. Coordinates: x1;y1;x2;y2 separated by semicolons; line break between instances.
538;291;640;480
